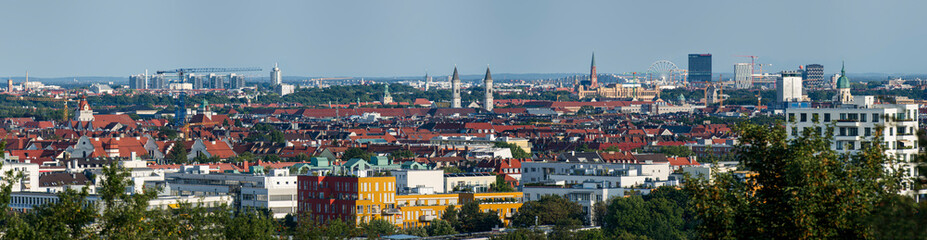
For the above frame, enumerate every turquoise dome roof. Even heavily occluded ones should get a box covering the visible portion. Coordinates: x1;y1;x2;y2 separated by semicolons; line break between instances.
836;62;850;89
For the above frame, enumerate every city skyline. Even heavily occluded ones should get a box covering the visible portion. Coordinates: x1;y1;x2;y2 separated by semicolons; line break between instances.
2;1;927;77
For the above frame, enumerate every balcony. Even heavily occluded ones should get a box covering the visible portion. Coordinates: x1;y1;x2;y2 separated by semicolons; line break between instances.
382;208;401;215
834;121;860;127
419;214;437;222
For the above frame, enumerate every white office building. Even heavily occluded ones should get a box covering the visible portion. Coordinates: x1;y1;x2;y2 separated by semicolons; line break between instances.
785;95;922;199
776;70;804;104
271;63;282;85
734;63;753;89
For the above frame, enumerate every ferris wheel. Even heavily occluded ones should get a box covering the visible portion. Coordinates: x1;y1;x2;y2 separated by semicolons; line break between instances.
647;60;679;83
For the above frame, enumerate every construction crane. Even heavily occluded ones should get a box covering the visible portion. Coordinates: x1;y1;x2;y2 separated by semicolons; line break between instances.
156;67;262;83
158;67;261;126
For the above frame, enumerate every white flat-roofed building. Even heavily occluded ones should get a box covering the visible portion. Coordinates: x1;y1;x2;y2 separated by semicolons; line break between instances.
521;161;673;188
785;95;922;199
430;134;531;154
444;173;496;193
391;169;445;194
1;161;39;192
9;192;232;212
161;168;298;218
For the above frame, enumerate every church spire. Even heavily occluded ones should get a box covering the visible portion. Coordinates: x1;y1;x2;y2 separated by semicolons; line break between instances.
591;52;596;68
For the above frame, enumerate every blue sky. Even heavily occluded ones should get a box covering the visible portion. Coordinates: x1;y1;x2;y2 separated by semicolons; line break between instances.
1;0;925;77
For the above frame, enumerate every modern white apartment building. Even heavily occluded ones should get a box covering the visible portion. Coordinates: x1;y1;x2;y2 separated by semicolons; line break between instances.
785;95;922;199
520;161;672;188
161;167;298;218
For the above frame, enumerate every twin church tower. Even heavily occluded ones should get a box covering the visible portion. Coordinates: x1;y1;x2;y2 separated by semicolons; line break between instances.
433;66;493;111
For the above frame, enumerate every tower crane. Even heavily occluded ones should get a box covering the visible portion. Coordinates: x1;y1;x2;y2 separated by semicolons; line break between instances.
156;67;262;83
157;67;261;126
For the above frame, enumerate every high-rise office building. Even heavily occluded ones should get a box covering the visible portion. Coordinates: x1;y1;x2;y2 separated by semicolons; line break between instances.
130;74;147;89
230;74;245;89
151;75;168;89
734;63;753;89
776;70;803;104
192;75;204;89
210;74;224;89
688;54;712;83
802;64;825;88
483;67;493;111
451;67;461;108
271;63;282;85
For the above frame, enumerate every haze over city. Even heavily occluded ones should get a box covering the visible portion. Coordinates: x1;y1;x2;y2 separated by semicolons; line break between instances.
0;1;925;239
2;0;927;78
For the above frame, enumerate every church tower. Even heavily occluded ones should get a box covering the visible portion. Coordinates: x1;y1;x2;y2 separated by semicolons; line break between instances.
590;52;598;89
75;96;94;122
483;67;493;111
451;67;462;108
382;84;394;105
835;62;853;104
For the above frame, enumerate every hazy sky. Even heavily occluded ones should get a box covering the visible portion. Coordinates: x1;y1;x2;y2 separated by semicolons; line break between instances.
1;0;925;78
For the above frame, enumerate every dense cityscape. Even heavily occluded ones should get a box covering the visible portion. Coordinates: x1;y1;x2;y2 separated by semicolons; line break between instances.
2;1;927;240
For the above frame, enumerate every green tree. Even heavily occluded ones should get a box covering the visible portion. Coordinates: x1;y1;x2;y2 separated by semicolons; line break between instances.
98;162;160;239
490;174;516;192
390;149;416;160
224;208;276;240
493;228;547;240
360;219;395;239
167;143;189;164
403;226;428;237
687;123;904;239
604;194;690;240
512;195;584;228
658;145;694;157
457;201;503;233
426;219;458;236
442;205;459;226
443;166;464;174
342;147;372;161
495;142;531;159
27;187;97;239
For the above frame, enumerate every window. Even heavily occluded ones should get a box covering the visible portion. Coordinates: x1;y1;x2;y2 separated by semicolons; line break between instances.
848;113;858;121
788;113;795;122
848;127;858;136
824;113;831;122
812;113;819;122
873;113;879;123
839;127;847;136
791;127;798;136
865;127;872;137
861;113;867;122
840;113;847;120
800;113;807;122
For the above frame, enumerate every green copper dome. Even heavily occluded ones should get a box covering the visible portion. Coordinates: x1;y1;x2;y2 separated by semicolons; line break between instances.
836;62;850;89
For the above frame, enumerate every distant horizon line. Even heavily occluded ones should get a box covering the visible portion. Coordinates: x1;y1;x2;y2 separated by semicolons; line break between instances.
3;71;925;80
